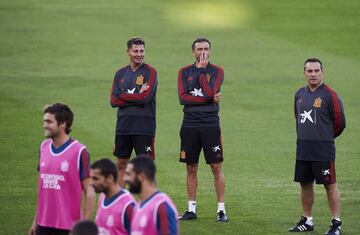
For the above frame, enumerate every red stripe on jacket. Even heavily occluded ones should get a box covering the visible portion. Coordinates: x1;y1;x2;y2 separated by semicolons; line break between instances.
324;85;342;136
199;65;224;97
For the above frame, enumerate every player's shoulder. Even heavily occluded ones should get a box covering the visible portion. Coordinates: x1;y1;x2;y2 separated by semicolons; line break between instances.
69;139;88;152
121;189;135;198
70;138;82;145
115;65;130;75
295;86;307;96
40;138;52;149
156;192;174;203
322;84;339;97
156;192;177;212
209;63;224;73
179;64;194;73
144;63;157;73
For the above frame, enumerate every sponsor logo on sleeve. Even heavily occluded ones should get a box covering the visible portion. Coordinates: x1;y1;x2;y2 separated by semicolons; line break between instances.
190;88;204;97
127;88;136;94
145;146;152;152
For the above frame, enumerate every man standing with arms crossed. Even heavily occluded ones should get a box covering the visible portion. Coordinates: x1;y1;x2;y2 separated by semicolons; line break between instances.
177;37;227;222
110;37;158;187
29;103;95;235
91;158;135;235
289;58;346;235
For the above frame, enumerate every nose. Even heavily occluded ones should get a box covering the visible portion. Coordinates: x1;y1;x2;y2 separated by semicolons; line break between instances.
310;71;317;77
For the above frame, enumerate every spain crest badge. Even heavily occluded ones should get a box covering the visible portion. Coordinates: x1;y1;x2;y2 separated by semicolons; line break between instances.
313;97;322;108
206;73;211;82
180;150;186;159
136;75;145;85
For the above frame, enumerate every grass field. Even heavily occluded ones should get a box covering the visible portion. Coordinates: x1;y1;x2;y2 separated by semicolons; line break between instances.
1;0;360;234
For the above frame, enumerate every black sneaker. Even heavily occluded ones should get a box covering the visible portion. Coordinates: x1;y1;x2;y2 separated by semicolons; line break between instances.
324;219;341;235
217;211;228;222
288;216;314;232
179;211;197;220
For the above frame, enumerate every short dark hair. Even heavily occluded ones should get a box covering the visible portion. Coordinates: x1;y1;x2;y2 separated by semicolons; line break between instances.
127;37;145;49
71;220;98;235
192;37;211;51
130;155;156;182
304;58;323;71
91;158;118;182
43;103;73;134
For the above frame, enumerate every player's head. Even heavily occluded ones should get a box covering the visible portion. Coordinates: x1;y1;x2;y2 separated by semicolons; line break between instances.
125;155;156;194
91;158;118;193
192;37;211;62
43;103;73;138
303;58;324;88
192;37;211;51
70;220;98;235
304;58;323;71
127;37;145;66
127;37;145;49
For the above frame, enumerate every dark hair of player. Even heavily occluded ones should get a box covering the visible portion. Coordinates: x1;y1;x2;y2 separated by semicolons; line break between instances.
127;37;145;49
304;58;323;71
91;158;118;182
192;37;211;51
130;155;156;182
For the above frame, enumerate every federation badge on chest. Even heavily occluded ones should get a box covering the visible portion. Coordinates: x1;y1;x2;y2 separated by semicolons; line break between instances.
60;160;69;172
140;215;148;227
107;215;114;227
136;75;145;85
206;73;211;82
313;97;322;108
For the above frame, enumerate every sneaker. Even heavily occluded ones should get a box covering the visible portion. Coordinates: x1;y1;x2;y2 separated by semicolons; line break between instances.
179;211;197;220
288;216;314;232
217;211;228;222
324;219;341;235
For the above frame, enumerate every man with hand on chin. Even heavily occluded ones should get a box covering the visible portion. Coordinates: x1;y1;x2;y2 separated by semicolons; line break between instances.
177;37;227;222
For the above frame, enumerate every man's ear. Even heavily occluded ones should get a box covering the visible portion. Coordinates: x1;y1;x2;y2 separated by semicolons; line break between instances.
107;174;115;183
137;172;146;182
59;122;66;131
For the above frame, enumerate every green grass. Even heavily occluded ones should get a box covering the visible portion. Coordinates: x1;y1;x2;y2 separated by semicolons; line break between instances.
1;0;359;234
